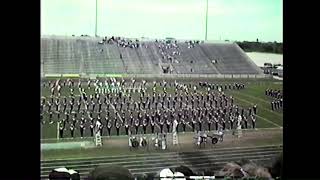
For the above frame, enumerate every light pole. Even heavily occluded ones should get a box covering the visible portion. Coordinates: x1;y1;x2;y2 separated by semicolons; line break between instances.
205;0;208;41
95;0;98;37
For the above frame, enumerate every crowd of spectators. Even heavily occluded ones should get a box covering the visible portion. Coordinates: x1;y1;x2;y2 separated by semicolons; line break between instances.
50;155;282;179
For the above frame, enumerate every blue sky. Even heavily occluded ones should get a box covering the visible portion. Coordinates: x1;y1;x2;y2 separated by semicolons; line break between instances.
41;0;282;42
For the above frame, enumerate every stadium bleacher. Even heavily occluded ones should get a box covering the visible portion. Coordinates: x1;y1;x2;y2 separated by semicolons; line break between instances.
41;36;263;75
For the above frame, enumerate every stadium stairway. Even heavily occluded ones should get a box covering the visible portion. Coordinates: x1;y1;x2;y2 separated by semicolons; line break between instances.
41;145;282;179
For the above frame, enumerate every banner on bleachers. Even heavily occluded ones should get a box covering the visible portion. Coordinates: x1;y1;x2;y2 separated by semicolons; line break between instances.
44;74;62;78
62;74;80;78
93;74;127;78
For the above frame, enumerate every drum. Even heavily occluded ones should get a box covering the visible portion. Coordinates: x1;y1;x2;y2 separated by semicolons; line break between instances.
131;139;139;148
212;137;218;144
141;139;147;147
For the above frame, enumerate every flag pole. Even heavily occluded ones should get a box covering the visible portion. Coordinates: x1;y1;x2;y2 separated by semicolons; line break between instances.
205;0;208;41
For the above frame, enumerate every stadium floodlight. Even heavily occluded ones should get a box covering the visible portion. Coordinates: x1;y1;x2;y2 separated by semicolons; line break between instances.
95;0;98;37
205;0;208;41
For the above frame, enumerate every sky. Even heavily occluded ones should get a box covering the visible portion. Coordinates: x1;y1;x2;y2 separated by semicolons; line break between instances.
41;0;282;42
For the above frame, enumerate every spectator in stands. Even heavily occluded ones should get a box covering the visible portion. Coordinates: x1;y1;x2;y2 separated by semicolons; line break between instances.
216;162;248;177
174;165;195;180
87;165;134;180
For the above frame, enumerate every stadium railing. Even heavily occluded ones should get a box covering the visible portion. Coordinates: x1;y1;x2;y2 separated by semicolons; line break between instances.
42;73;272;79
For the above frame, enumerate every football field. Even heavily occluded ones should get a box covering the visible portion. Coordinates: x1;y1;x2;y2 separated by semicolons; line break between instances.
41;77;282;139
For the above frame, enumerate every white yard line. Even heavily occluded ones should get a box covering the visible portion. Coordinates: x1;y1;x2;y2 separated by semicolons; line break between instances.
231;91;270;104
256;115;282;128
231;91;283;115
232;96;282;128
232;94;282;116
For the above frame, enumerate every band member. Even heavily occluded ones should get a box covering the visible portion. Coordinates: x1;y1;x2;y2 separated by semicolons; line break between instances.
247;107;252;116
70;124;75;138
198;119;202;131
92;102;96;112
98;101;102;112
214;117;219;130
243;116;248;129
90;123;94;137
148;101;151;110
87;80;91;89
271;101;274;111
166;119;171;133
48;80;52;88
70;88;74;97
181;118;186;132
130;114;134;126
47;102;52;112
49;111;53;124
253;104;257;115
150;118;155;134
88;115;94;124
77;101;81;113
251;115;256;129
50;87;55;96
134;119;140;134
159;119;164;133
107;121;112;136
40;113;44;124
229;116;234;129
191;119;196;132
120;101;124;110
207;117;211;131
125;121;130;135
143;118;148;134
69;101;74;113
71;116;77;126
55;99;59;112
155;101;158;109
116;122;121;136
61;117;67;127
79;121;85;138
59;124;64;138
222;118;226;130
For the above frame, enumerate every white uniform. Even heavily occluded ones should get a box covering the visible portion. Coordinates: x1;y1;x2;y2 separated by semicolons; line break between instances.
155;137;159;147
197;136;201;146
161;138;166;150
128;137;132;147
237;115;242;129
